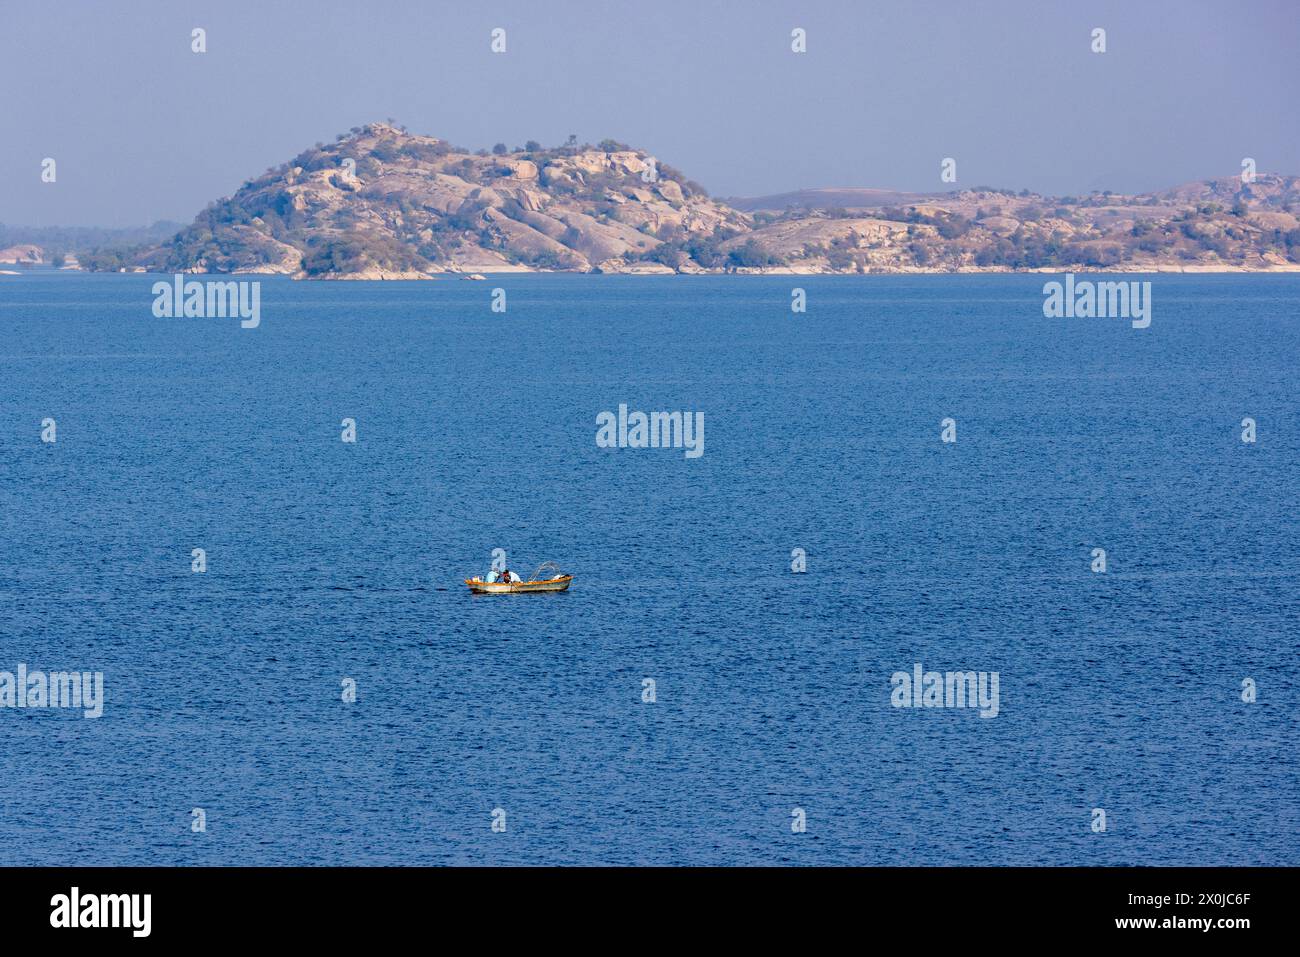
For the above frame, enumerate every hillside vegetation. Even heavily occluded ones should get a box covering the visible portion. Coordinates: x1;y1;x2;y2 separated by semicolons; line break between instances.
62;123;1300;276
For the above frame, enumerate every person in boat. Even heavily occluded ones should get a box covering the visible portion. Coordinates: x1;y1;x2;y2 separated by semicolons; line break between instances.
500;568;517;583
486;566;501;583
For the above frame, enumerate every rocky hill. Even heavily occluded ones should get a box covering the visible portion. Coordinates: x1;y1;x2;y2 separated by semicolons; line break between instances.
115;123;745;278
78;123;1300;276
729;177;1300;273
0;244;43;265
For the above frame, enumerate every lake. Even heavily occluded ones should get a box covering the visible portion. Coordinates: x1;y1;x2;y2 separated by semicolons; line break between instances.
0;270;1296;864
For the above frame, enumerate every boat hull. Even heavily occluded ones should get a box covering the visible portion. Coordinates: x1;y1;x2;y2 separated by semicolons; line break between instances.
464;575;573;595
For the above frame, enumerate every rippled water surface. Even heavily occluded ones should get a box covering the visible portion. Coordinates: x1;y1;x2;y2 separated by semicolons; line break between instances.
1;271;1297;864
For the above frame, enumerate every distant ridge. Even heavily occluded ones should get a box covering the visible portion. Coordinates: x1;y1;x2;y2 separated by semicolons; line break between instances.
723;187;947;212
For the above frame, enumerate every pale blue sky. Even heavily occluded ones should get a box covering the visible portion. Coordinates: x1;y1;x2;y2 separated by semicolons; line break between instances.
3;0;1297;226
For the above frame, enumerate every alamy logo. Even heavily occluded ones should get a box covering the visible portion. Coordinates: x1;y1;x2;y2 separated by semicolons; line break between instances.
0;665;103;718
596;404;704;459
891;663;1000;718
152;274;261;328
1042;273;1151;329
50;888;151;937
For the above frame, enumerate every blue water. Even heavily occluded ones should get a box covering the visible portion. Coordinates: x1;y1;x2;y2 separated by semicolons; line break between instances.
1;270;1297;865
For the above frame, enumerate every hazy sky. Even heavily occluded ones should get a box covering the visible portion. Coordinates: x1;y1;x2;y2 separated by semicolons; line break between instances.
3;0;1298;227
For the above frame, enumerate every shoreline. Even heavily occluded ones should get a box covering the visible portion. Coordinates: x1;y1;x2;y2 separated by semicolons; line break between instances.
7;264;1300;279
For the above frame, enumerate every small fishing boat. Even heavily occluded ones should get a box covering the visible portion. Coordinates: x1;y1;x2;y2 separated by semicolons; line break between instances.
465;575;573;595
464;561;573;595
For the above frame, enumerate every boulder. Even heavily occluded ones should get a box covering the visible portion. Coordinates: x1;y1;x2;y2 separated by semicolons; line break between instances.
656;180;684;204
505;160;539;180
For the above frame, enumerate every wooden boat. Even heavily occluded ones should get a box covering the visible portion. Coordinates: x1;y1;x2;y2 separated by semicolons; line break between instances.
464;574;573;595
